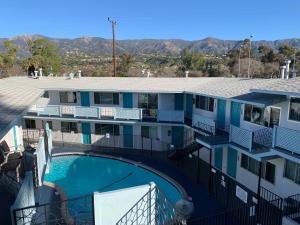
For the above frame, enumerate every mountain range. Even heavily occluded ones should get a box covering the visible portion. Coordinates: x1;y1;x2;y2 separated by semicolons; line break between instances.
0;34;300;56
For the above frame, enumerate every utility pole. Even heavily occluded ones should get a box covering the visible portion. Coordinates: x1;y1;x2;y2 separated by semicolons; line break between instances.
247;35;253;79
108;17;117;77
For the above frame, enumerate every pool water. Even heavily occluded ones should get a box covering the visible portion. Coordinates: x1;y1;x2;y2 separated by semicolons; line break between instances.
44;155;182;203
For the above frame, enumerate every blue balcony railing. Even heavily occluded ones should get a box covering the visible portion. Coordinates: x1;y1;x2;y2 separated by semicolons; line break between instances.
34;105;143;121
272;126;300;154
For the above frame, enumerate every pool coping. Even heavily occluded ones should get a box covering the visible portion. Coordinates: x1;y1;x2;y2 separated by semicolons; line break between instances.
49;152;188;200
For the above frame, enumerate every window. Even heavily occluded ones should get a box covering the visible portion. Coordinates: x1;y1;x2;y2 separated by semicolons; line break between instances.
195;95;214;112
61;122;78;133
241;154;275;183
95;124;119;135
25;119;36;129
284;160;300;185
59;92;77;103
289;97;300;122
94;92;119;105
244;104;280;127
141;126;158;139
138;93;158;118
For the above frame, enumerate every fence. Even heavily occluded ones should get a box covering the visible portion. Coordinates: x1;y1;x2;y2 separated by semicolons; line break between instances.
284;194;300;223
12;194;94;225
10;172;36;225
186;156;283;225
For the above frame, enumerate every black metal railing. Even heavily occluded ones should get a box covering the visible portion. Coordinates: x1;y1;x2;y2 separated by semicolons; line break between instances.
12;194;94;225
284;193;300;223
116;185;181;225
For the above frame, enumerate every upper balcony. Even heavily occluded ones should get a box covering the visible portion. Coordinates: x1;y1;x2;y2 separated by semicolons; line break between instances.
229;125;273;155
28;105;143;121
272;126;300;156
192;114;229;147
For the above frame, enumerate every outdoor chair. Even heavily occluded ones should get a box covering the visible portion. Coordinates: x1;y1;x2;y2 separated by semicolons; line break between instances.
0;141;23;161
0;144;23;182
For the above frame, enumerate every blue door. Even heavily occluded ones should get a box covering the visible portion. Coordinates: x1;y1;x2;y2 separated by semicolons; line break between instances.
13;125;18;151
82;123;91;144
123;93;133;108
217;99;226;129
171;126;184;148
214;147;223;170
80;92;90;107
230;102;241;127
174;93;184;110
123;125;133;148
227;147;237;178
185;94;193;119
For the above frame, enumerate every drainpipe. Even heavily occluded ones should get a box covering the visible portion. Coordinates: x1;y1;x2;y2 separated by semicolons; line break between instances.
39;68;43;78
185;71;189;78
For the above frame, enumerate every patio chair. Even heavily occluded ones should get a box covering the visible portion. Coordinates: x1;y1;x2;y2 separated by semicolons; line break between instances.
0;141;23;161
0;145;22;182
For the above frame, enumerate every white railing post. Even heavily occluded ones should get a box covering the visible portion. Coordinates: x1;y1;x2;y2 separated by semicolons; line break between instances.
272;126;277;148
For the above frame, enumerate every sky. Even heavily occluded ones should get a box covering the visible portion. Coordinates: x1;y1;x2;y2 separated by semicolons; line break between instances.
0;0;299;41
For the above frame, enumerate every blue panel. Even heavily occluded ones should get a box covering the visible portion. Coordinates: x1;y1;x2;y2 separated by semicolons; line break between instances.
185;94;193;119
171;126;184;148
13;126;18;151
217;99;226;129
80;92;90;107
230;102;241;127
227;147;237;178
174;93;184;110
82;123;91;144
123;125;133;148
214;147;223;170
123;93;133;108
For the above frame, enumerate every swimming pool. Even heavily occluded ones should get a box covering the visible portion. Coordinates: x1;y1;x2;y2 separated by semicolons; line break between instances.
44;154;183;204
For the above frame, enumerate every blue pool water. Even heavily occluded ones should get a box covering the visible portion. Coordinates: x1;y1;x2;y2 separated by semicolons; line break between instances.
44;155;182;203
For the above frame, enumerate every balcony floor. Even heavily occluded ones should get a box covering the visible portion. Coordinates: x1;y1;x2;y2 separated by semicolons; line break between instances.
195;129;229;147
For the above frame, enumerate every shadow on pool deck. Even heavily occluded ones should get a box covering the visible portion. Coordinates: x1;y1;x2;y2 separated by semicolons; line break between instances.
52;146;225;221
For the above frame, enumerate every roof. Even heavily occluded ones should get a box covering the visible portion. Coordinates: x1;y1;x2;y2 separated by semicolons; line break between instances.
231;92;286;108
251;77;300;97
0;78;43;139
5;76;279;98
0;75;298;139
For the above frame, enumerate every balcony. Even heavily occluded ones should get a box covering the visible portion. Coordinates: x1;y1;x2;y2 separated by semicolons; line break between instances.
157;110;184;123
32;105;143;121
229;125;273;153
272;126;300;155
193;114;228;147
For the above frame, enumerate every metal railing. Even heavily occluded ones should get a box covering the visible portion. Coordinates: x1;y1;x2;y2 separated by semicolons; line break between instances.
12;194;94;225
116;185;181;225
284;194;300;223
192;114;216;135
229;125;273;151
272;125;300;154
33;105;143;121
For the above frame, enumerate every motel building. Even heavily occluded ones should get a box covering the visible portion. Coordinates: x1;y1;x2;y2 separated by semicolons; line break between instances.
0;75;300;225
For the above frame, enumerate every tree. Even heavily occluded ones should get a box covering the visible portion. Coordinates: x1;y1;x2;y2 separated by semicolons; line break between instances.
0;40;18;77
178;48;206;73
117;53;133;76
23;38;61;76
258;45;275;63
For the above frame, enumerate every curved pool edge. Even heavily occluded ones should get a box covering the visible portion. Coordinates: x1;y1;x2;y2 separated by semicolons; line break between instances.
43;181;75;224
50;152;188;200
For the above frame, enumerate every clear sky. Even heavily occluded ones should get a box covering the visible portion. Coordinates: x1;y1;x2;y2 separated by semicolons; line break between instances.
1;0;299;40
